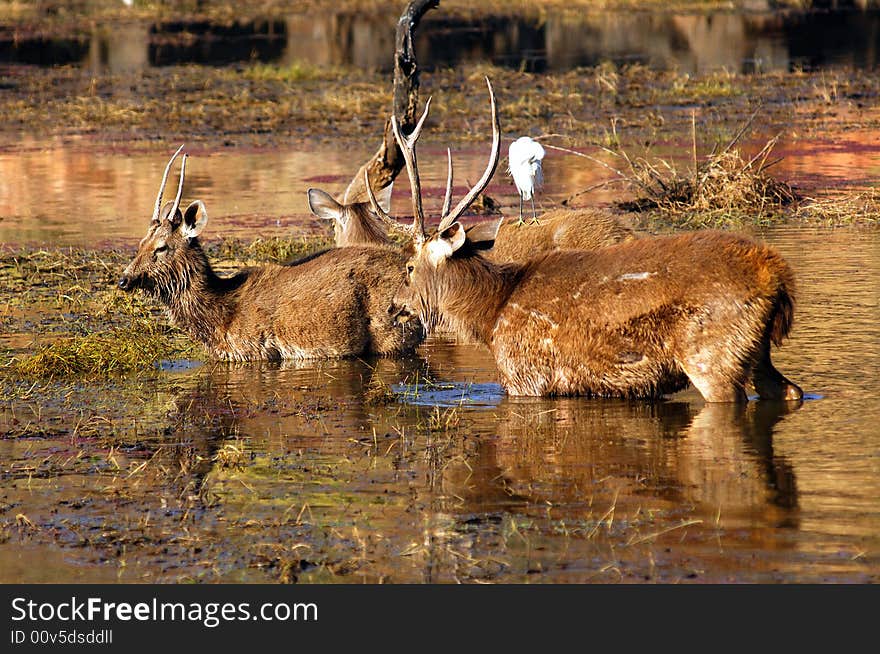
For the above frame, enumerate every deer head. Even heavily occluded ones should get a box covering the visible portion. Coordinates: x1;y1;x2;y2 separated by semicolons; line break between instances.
118;146;209;300
380;78;503;333
307;184;396;247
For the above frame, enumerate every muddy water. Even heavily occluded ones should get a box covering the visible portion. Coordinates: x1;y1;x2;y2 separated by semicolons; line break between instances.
0;139;879;582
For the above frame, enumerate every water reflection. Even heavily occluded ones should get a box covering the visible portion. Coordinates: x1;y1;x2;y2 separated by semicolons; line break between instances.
170;349;803;531
4;8;880;74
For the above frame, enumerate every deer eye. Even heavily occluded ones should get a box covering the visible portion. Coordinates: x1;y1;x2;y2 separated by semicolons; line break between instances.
406;264;414;275
154;244;169;257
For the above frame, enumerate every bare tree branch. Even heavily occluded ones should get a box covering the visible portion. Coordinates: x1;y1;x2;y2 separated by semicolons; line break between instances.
342;0;439;204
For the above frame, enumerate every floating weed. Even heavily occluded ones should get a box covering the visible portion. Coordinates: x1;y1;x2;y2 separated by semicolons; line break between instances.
212;441;247;471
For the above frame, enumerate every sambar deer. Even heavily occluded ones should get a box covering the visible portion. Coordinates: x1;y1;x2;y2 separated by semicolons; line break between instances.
380;79;803;402
308;182;637;261
118;146;423;361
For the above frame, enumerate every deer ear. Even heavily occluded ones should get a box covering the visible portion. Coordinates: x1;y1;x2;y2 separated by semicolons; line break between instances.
159;200;181;226
373;182;393;213
307;189;344;222
427;222;466;264
466;217;503;251
182;200;208;239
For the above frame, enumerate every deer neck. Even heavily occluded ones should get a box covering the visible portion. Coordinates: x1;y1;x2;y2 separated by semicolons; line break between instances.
340;211;391;247
162;242;240;346
438;256;523;343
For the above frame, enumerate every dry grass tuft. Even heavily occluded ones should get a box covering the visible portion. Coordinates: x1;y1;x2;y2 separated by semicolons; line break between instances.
794;190;880;227
612;115;799;227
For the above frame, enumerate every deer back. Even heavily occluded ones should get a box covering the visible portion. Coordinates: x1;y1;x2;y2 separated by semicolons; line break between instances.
488;208;638;262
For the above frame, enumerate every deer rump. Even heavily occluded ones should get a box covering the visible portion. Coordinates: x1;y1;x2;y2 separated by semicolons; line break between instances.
486;231;796;399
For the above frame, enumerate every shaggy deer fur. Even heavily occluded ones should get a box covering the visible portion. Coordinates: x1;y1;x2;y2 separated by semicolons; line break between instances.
384;79;803;401
119;149;422;361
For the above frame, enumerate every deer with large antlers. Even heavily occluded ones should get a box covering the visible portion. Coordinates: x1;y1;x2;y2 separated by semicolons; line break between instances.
118;147;423;361
384;79;803;401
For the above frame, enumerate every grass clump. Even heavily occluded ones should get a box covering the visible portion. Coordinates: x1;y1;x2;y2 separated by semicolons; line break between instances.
794;190;880;227
10;321;186;379
242;61;339;83
558;112;799;228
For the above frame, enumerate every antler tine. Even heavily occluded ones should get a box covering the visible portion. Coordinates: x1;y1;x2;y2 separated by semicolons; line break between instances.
441;147;453;217
168;153;187;220
152;144;185;222
391;96;432;242
363;169;409;235
438;78;500;232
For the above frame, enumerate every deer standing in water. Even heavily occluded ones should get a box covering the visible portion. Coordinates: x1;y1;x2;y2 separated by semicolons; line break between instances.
118;147;423;361
382;79;803;402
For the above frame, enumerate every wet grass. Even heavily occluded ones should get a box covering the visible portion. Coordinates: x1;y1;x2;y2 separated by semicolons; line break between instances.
0;246;194;380
209;235;333;265
608;116;799;228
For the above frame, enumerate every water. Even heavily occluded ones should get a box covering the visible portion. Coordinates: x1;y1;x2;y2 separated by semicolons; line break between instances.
1;133;878;247
0;135;877;581
1;1;879;578
4;8;880;74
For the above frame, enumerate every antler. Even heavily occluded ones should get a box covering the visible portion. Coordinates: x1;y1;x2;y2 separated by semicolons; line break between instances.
363;169;411;237
152;144;185;222
437;78;500;232
168;153;187;220
441;148;453;217
390;96;432;242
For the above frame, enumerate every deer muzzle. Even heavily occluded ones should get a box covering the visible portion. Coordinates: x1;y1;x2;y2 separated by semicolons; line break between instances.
387;302;414;324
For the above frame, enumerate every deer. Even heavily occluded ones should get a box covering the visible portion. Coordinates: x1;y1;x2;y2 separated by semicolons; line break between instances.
378;79;804;402
307;182;637;260
118;146;423;362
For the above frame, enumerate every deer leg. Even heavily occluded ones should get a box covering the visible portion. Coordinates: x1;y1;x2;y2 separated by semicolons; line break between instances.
678;352;749;403
687;372;748;403
751;340;803;401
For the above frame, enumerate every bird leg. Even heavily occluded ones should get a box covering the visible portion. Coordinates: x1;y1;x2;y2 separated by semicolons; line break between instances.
530;196;540;224
516;195;526;226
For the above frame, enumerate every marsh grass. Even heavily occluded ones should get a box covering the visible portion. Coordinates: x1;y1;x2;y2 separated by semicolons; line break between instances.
10;322;181;378
555;112;799;228
0;246;196;379
794;190;880;227
210;235;332;264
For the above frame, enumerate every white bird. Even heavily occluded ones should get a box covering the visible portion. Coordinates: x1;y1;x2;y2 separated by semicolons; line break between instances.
507;136;545;225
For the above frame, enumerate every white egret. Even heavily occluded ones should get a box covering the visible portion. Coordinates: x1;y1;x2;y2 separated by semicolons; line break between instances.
507;136;545;225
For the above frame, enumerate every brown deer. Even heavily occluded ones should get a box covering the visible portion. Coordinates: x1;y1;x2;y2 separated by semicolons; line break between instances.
307;182;637;260
488;208;636;262
307;184;396;248
380;79;803;402
118;146;423;361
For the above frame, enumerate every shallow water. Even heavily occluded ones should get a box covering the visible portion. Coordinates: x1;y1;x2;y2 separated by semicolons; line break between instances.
0;211;877;582
5;8;880;74
1;133;878;247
